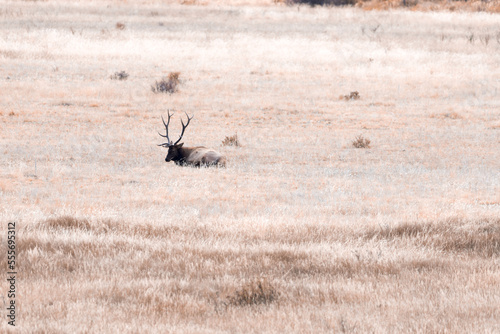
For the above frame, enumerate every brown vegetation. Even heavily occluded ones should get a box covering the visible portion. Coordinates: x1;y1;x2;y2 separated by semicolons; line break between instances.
110;71;129;80
364;218;500;258
352;134;371;148
226;279;279;306
116;22;126;30
222;133;240;147
340;91;360;101
11;215;500;332
151;72;181;94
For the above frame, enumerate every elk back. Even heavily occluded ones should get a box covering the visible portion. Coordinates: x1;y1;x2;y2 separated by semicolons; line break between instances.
187;147;226;167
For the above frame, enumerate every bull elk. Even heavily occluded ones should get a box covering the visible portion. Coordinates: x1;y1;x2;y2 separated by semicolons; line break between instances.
158;111;226;167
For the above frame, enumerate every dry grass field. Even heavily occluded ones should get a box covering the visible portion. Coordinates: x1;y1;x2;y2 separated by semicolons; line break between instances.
1;0;499;333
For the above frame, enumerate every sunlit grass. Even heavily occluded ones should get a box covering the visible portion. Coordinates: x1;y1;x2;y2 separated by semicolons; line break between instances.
0;1;499;333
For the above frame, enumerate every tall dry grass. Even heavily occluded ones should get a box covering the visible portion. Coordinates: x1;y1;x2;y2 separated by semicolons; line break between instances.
0;1;499;333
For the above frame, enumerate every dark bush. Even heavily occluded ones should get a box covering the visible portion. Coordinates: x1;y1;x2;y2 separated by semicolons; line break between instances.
287;0;357;6
110;71;129;80
151;72;181;94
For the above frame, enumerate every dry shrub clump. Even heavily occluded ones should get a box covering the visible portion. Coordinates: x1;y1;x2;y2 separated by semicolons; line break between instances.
110;71;129;80
151;72;181;94
340;91;360;101
227;279;279;306
222;133;240;147
44;216;91;230
284;0;357;6
352;135;371;148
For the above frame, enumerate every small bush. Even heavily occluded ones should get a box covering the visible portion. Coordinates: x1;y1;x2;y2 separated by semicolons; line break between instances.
222;133;240;147
227;279;279;306
340;91;360;101
286;0;357;6
110;71;129;80
151;72;181;94
352;135;371;148
401;0;419;7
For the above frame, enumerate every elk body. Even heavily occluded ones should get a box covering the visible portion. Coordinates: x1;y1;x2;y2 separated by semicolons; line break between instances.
158;111;226;167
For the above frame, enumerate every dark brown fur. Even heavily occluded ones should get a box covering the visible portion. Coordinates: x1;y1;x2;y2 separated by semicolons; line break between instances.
158;112;226;167
165;143;226;167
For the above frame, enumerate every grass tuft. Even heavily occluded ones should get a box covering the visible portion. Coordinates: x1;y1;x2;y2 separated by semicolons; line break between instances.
110;71;129;80
151;72;181;94
352;135;371;148
285;0;357;6
222;133;240;147
227;279;279;306
340;91;360;101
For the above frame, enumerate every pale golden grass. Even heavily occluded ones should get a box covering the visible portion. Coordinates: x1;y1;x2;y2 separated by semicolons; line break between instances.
11;216;500;332
0;1;499;333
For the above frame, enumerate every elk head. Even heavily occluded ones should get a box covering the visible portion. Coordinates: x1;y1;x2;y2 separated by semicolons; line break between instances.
158;111;193;164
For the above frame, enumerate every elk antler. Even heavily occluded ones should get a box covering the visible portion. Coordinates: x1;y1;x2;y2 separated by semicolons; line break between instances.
158;110;174;147
173;112;193;145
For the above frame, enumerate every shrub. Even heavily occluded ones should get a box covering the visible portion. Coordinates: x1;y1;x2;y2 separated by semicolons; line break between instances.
151;72;181;94
340;91;360;101
110;71;129;80
352;135;371;148
222;133;240;147
286;0;357;6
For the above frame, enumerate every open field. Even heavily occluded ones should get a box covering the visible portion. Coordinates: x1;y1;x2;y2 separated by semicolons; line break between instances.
1;1;499;332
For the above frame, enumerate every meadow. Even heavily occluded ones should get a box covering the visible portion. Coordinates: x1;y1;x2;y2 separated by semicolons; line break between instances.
0;0;499;332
